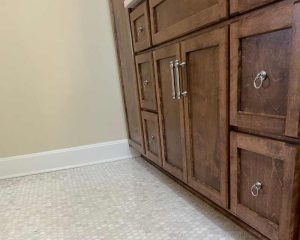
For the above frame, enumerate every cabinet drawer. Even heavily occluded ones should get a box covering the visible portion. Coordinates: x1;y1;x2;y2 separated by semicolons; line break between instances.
142;111;162;165
230;0;279;14
230;132;300;240
230;2;300;138
149;0;228;45
130;1;151;52
136;52;157;111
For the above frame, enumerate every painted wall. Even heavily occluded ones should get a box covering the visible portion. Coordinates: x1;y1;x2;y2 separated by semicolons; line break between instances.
0;0;127;157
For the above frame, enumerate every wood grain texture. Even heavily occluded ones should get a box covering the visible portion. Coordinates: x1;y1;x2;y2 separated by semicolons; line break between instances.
230;132;300;240
149;0;228;44
230;2;300;138
230;0;279;15
135;52;158;111
142;111;162;166
285;2;300;138
182;26;229;208
109;0;144;153
130;1;152;52
153;44;187;181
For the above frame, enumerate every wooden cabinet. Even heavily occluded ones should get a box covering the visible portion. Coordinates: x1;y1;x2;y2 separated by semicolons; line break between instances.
230;0;278;14
142;111;162;165
181;27;229;208
149;0;228;44
230;132;300;240
153;44;187;181
112;0;300;239
130;1;151;52
136;52;157;111
230;3;300;138
110;0;144;153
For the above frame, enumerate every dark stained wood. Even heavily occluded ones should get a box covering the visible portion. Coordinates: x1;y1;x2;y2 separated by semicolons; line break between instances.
109;0;144;153
230;0;279;15
230;2;300;138
153;44;187;182
181;26;229;208
141;111;162;166
286;2;300;138
149;0;228;45
130;1;152;52
230;132;300;240
135;52;158;111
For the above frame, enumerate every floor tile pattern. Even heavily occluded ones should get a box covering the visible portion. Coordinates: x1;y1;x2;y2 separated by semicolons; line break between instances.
0;158;256;240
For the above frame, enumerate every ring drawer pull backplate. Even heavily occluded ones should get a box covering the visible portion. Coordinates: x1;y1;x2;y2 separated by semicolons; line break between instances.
251;181;263;197
143;79;150;87
253;71;267;89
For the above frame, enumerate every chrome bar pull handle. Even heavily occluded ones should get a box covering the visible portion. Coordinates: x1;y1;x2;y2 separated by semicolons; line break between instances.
170;61;176;99
174;60;181;99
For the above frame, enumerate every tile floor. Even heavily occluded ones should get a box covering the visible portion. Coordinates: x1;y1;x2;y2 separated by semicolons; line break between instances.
0;157;256;240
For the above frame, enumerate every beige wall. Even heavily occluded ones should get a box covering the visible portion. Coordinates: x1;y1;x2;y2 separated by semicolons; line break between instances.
0;0;127;157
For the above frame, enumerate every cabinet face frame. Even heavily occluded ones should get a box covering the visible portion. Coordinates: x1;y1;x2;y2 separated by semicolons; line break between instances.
230;0;278;15
136;52;158;112
230;132;300;240
109;0;145;154
149;0;228;45
153;44;187;182
142;111;162;166
181;26;229;208
230;3;300;138
130;1;152;52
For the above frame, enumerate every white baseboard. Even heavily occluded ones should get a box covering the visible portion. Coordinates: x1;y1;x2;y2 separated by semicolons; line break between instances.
0;139;140;180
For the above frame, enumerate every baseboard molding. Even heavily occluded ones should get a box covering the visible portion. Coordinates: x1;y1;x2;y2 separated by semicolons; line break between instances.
0;139;140;180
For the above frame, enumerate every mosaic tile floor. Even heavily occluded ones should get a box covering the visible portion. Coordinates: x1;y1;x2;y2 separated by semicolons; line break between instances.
0;157;256;240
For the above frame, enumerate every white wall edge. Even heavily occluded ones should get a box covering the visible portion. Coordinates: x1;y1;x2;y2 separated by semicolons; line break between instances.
0;139;140;180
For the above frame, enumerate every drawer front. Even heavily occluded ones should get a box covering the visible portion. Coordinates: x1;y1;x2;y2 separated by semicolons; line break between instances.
142;111;162;165
230;132;300;240
230;0;278;14
149;0;228;45
130;1;151;52
230;2;300;137
136;52;157;111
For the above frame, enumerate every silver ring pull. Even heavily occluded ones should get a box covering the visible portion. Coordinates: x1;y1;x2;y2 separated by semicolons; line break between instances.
251;182;262;197
138;26;144;35
149;135;155;143
254;71;267;89
143;80;150;87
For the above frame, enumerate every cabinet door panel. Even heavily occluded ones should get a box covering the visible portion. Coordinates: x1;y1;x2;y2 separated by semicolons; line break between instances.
153;44;187;181
230;132;300;240
110;0;144;153
136;52;157;111
149;0;228;44
230;2;300;138
142;111;162;165
182;27;228;208
230;0;278;14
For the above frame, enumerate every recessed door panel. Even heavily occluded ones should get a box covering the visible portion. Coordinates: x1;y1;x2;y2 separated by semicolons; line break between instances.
182;27;228;208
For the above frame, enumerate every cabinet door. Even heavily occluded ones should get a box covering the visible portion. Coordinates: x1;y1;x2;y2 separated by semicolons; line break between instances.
110;0;144;153
136;52;158;111
230;0;278;15
230;132;300;240
230;2;300;138
153;44;187;181
149;0;228;45
142;111;162;166
130;1;152;52
181;27;229;208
